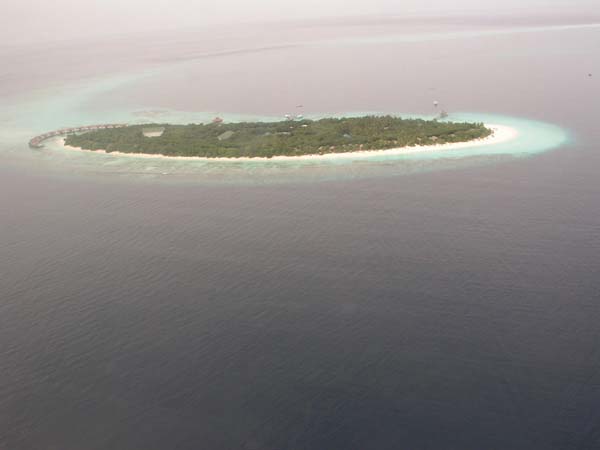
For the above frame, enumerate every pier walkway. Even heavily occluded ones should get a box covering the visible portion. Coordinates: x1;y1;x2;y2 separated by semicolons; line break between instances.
29;124;127;148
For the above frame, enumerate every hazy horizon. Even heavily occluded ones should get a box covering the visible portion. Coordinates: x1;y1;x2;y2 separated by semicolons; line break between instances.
3;0;599;45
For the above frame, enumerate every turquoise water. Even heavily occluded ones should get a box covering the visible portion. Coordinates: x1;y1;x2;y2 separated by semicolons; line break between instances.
0;19;581;184
0;77;569;184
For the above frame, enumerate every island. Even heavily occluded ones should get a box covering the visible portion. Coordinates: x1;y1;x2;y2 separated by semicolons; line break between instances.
63;116;493;159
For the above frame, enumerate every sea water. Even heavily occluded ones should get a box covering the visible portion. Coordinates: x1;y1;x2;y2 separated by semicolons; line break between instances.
1;15;600;450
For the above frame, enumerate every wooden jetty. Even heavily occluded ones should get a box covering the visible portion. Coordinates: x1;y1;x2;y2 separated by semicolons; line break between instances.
29;124;127;148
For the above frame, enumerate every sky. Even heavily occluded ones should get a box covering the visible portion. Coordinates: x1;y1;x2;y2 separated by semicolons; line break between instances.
3;0;599;45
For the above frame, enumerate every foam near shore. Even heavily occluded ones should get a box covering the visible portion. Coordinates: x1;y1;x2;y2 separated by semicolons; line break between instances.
58;124;518;162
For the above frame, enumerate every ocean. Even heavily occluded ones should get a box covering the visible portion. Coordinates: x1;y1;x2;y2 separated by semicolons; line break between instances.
1;14;600;449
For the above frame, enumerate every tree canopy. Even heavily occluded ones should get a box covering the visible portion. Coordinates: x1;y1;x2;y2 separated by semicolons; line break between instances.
65;116;492;158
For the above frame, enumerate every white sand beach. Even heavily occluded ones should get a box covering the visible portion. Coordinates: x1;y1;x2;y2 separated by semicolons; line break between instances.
58;124;518;162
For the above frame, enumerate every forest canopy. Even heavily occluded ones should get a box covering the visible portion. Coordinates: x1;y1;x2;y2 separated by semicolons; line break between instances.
64;116;492;158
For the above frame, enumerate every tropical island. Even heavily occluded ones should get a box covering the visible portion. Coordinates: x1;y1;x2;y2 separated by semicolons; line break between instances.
63;116;493;159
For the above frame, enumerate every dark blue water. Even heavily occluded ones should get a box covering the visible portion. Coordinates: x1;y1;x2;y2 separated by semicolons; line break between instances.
2;15;600;450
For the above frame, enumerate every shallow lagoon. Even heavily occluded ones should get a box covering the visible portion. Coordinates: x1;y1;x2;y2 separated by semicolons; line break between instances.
1;20;585;184
1;80;569;184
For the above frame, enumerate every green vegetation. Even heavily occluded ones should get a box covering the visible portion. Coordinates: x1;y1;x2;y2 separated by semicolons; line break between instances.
64;116;492;158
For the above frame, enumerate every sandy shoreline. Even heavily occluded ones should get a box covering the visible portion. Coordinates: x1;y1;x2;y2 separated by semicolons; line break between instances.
57;124;518;162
